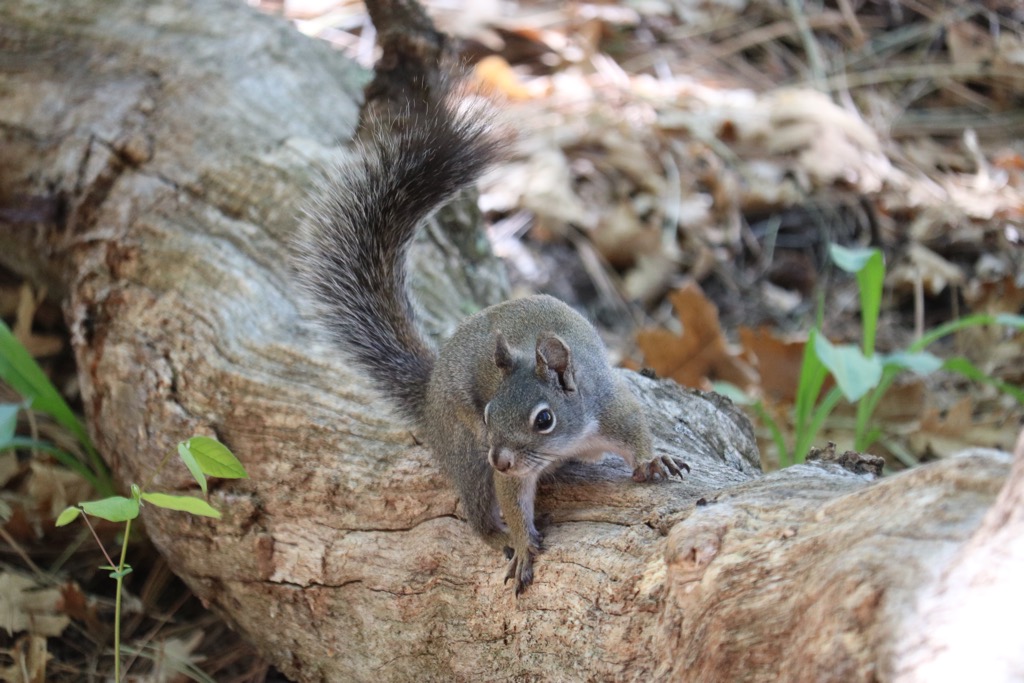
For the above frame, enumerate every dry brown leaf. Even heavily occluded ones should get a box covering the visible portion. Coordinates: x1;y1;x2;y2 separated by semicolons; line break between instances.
0;634;49;683
994;30;1024;68
0;571;70;638
992;149;1024;172
514;149;592;228
909;398;1019;458
623;252;677;304
672;0;743;28
430;0;504;44
870;378;927;424
0;452;21;489
58;582;98;627
143;630;206;683
590;200;659;267
946;20;994;67
14;285;63;359
759;281;803;315
637;283;755;388
473;55;533;101
964;274;1024;316
599;129;664;195
942;174;1021;222
888;243;966;297
764;89;891;193
939;290;1023;372
988;336;1024;384
901;137;974;174
575;18;604;59
25;461;93;523
955;281;1024;382
0;284;21;318
737;326;807;402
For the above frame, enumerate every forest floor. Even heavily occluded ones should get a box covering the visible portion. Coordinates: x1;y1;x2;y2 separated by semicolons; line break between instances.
2;0;1022;680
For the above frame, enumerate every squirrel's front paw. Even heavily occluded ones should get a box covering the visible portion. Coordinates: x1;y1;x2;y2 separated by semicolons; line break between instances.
503;533;542;596
503;545;538;596
633;455;690;482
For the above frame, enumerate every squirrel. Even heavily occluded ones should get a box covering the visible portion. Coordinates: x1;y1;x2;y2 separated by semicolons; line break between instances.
295;81;689;595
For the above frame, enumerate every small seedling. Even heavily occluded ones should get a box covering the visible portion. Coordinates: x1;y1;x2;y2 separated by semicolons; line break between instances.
721;244;1024;466
0;319;248;680
56;436;247;682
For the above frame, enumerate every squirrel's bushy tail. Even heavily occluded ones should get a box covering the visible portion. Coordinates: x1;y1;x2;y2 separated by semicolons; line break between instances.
295;86;502;424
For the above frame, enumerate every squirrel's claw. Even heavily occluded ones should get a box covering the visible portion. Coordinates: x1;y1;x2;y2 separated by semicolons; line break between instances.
503;535;542;596
634;455;690;482
504;547;536;596
662;455;690;478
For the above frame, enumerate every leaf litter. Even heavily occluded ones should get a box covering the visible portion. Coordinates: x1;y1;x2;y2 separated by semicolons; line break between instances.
4;0;1024;678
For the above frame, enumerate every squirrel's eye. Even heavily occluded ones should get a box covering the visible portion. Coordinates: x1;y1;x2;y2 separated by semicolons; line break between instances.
533;408;555;434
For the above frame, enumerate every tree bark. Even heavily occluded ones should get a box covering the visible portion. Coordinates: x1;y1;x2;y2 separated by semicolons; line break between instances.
0;1;1018;681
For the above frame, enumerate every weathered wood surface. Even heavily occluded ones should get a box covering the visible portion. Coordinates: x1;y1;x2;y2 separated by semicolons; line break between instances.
1;1;1018;681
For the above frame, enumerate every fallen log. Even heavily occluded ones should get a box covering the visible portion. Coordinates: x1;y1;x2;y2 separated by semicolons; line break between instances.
0;0;1017;680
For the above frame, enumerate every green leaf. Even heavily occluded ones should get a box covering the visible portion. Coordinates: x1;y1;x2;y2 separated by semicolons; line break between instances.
995;313;1024;328
81;496;140;522
713;382;793;467
829;245;885;355
711;381;754;405
177;442;208;494
814;335;883;402
944;358;1024;404
55;506;82;526
0;320;91;450
107;565;133;579
0;436;63;454
794;329;829;430
0;436;103;491
141;492;222;518
0;321;113;496
183;436;247;479
829;244;879;274
0;404;19;444
913;313;1024;352
882;350;944;375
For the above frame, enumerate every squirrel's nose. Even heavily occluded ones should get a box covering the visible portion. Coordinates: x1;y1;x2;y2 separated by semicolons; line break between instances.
488;447;513;472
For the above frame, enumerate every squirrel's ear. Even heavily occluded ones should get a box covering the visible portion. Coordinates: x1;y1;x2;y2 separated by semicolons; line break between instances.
536;334;576;392
494;331;515;374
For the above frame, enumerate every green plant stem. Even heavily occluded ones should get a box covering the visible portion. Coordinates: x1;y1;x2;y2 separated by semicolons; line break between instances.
752;402;788;468
794;331;828;447
114;518;132;682
910;313;998;351
141;448;179;492
77;512;125;679
854;366;899;451
852;313;1023;451
795;386;843;463
880;437;919;469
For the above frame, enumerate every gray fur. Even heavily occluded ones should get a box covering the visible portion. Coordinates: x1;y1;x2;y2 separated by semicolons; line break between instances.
294;85;684;595
294;89;502;425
